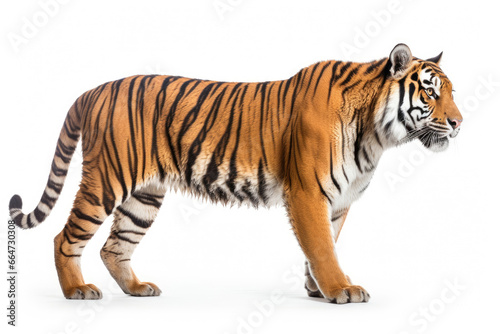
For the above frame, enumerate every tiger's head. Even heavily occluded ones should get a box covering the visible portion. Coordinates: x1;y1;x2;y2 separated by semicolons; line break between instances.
385;44;463;152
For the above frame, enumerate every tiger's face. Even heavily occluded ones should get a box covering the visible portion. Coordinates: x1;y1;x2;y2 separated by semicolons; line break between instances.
388;44;463;152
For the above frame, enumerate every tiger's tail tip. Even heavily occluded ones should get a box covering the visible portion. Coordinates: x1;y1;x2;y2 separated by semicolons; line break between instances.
9;195;24;228
9;194;23;210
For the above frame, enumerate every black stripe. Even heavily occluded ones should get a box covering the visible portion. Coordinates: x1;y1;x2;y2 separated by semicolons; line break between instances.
107;78;129;203
57;139;76;156
136;76;151;182
407;82;418;127
59;242;81;257
117;207;152;228
152;76;181;178
186;80;203;96
184;83;225;186
276;80;284;120
342;165;350;183
384;119;394;136
362;148;374;172
315;173;331;204
292;136;305;190
193;87;228;191
26;214;34;228
111;230;139;244
312;62;331;96
65;226;94;241
364;59;386;75
101;249;123;256
165;79;197;173
118;230;146;236
72;208;103;225
51;160;68;177
337;62;352;79
339;66;359;86
398;77;407;124
127;76;139;192
209;186;229;203
203;87;240;190
353;111;364;173
177;82;218;167
133;193;162;209
33;207;46;222
331;213;343;222
203;158;220;192
226;86;247;197
289;70;303;115
55;146;71;164
63;228;78;244
281;77;293;113
63;121;80;141
257;159;269;204
47;180;63;194
241;180;259;208
339;116;346;159
12;212;23;227
97;162;116;215
303;62;321;94
327;62;340;102
68;219;88;232
80;189;101;206
265;82;275;144
259;82;270;166
329;146;341;194
40;192;57;208
374;129;383;147
340;80;362;107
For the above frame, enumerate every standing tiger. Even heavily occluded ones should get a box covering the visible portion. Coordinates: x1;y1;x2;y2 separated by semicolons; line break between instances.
8;44;462;303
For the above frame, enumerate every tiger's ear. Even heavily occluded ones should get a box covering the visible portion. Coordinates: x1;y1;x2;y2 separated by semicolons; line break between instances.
426;52;443;65
389;43;413;78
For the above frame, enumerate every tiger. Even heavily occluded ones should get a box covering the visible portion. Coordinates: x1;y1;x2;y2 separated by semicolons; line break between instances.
8;43;462;304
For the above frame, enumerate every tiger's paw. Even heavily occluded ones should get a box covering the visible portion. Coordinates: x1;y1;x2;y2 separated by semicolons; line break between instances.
305;275;352;299
66;284;102;300
127;282;162;297
325;285;370;304
305;274;323;298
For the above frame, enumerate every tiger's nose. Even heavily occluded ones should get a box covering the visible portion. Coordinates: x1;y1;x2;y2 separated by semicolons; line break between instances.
447;118;462;129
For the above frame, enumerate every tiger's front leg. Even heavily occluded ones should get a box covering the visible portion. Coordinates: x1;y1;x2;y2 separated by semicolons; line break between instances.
287;190;369;304
304;209;352;298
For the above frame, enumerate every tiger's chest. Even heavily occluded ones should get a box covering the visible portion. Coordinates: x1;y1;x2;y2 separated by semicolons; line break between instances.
328;141;382;216
330;169;374;215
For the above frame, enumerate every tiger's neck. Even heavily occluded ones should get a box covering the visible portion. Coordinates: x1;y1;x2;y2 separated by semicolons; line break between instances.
280;58;405;183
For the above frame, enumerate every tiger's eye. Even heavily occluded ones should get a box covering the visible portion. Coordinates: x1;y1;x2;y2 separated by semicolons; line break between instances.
426;88;435;97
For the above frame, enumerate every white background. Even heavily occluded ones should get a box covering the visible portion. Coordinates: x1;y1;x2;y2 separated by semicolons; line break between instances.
1;0;499;333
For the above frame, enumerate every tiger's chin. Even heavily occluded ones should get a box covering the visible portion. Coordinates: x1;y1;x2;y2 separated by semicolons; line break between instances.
419;135;450;152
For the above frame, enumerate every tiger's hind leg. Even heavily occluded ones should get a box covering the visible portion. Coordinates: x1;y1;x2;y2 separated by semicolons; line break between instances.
54;188;111;300
100;183;165;297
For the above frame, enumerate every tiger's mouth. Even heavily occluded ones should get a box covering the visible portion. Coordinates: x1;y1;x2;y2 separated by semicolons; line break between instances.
449;127;460;138
418;130;450;152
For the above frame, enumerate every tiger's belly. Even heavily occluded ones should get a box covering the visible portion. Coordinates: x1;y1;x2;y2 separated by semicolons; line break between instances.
159;157;284;208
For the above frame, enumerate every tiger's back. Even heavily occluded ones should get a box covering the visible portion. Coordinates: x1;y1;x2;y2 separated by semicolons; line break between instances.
79;74;296;210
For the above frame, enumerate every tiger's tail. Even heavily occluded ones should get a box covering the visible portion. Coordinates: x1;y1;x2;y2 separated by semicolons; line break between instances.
9;101;82;229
